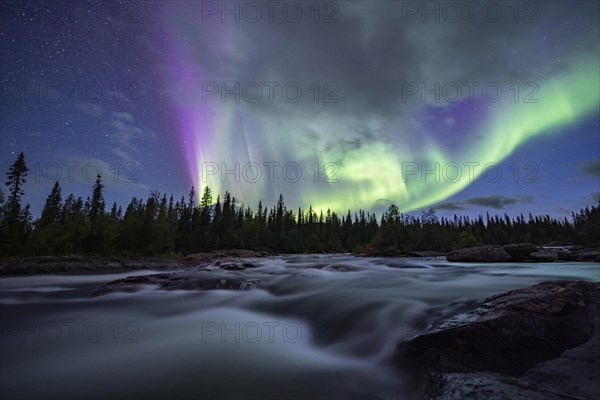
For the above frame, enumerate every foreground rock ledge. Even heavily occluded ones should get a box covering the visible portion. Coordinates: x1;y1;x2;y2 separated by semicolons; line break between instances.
395;280;600;399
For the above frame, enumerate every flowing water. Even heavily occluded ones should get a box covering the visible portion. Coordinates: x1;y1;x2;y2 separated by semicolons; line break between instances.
1;255;599;399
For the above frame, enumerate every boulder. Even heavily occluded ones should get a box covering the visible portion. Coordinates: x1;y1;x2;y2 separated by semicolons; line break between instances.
426;372;578;400
530;250;559;262
503;243;538;261
556;250;577;261
445;243;600;263
572;247;600;262
408;251;445;258
395;280;600;399
446;246;512;262
92;268;263;296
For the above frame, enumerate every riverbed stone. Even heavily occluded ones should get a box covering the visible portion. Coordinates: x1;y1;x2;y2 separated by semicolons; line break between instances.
446;246;512;262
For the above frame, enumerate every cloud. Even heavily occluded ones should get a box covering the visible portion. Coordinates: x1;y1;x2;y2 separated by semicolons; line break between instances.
437;195;534;210
44;151;149;192
580;160;600;177
436;201;465;211
465;195;534;209
112;111;135;123
76;103;104;118
107;111;156;163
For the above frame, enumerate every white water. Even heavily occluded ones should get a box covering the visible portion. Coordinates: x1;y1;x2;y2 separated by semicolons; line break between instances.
1;255;598;399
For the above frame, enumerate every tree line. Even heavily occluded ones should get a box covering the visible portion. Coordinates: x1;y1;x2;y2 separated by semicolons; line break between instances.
1;152;598;257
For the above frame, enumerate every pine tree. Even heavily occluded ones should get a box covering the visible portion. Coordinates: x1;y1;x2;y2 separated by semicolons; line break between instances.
40;181;62;227
5;152;28;219
86;175;107;253
89;175;105;227
1;152;30;255
200;186;212;214
0;188;4;224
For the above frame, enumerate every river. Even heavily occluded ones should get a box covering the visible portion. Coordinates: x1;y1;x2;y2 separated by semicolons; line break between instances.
1;255;598;399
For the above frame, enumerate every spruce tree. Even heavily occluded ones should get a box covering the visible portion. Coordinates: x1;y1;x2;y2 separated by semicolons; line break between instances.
1;152;30;255
5;152;28;219
40;181;62;227
89;174;105;227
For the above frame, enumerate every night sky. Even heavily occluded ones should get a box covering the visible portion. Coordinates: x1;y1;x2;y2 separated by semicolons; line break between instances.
1;0;599;219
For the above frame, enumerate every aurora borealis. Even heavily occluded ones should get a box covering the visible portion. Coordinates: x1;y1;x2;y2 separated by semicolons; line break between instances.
1;0;599;218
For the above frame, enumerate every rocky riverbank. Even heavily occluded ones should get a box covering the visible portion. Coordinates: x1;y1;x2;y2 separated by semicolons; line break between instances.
0;250;265;275
395;280;600;399
446;244;600;262
354;243;600;262
1;245;597;275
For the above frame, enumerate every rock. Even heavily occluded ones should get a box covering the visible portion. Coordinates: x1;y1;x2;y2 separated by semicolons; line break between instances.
238;279;260;291
446;246;512;262
182;250;263;266
556;250;577;261
92;269;263;296
520;294;600;400
0;256;185;275
572;247;600;262
408;251;445;258
395;280;600;399
445;243;600;263
503;243;538;261
426;372;579;400
218;262;246;271
530;250;559;262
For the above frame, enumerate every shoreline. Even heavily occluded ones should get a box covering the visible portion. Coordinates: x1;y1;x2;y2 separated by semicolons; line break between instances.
1;244;599;276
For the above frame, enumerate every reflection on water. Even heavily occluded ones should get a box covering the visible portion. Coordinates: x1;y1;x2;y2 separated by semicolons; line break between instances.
1;255;598;399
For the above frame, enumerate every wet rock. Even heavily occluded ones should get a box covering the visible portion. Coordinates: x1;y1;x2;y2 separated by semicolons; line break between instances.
445;243;600;263
446;246;512;262
184;249;262;263
408;251;445;258
219;262;246;271
238;279;260;291
519;294;600;400
0;256;185;275
572;247;600;262
503;243;538;261
92;270;263;296
556;250;577;261
395;280;600;399
426;372;578;400
530;249;559;262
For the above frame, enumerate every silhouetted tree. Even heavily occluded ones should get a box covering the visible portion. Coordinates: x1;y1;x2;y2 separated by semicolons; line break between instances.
1;155;597;258
1;152;30;255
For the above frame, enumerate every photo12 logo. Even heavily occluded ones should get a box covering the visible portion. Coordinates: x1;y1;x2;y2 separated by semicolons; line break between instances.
399;1;540;24
402;161;541;184
0;161;139;184
199;1;340;23
201;161;340;184
200;82;339;104
199;320;423;345
0;321;140;344
401;82;540;103
0;81;141;104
